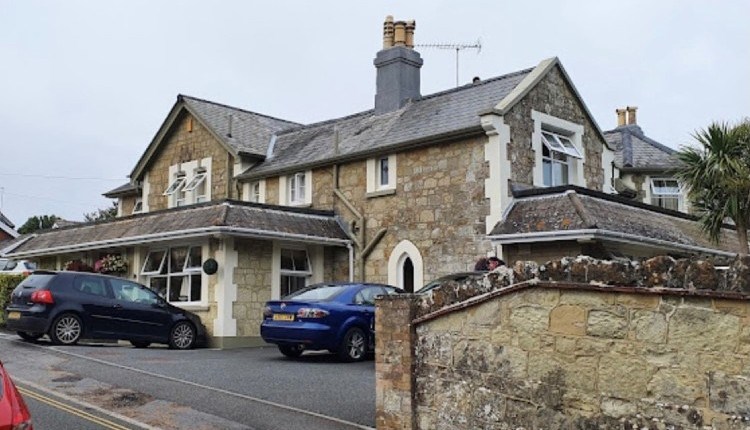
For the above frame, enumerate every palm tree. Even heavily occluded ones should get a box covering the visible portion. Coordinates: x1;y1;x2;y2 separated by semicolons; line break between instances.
674;120;750;255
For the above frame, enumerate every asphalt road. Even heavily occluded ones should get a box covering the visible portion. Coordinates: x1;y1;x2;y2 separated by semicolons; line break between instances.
0;331;376;430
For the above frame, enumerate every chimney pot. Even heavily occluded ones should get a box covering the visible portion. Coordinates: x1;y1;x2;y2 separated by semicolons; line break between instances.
405;20;416;48
393;21;406;46
383;16;394;49
616;108;627;127
626;106;638;125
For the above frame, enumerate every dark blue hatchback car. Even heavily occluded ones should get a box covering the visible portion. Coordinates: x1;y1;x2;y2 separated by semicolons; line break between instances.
4;271;205;349
260;282;402;361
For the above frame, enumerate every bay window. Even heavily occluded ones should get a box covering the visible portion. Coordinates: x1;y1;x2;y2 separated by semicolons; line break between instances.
141;246;203;303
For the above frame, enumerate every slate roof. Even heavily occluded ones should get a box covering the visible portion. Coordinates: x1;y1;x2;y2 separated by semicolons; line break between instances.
490;186;741;256
240;68;533;178
604;124;680;171
181;95;300;158
3;200;350;258
103;182;140;198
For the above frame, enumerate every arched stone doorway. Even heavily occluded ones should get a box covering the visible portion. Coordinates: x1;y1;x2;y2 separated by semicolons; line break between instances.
388;240;423;293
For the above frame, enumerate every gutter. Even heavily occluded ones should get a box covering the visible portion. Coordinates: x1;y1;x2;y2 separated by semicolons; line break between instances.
6;226;351;259
488;229;737;258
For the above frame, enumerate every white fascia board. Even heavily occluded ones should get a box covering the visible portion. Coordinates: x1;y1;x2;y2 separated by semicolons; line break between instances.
6;227;351;259
0;223;19;239
489;229;736;257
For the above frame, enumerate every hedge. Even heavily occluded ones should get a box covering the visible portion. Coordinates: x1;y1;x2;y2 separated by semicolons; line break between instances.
0;274;26;327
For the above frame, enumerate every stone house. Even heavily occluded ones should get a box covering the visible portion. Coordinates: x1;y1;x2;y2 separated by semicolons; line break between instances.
1;17;740;347
605;106;688;212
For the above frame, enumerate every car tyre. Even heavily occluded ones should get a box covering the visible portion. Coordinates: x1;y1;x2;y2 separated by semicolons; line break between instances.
49;313;83;345
130;340;151;349
338;327;367;362
278;344;304;358
169;321;196;350
17;331;44;342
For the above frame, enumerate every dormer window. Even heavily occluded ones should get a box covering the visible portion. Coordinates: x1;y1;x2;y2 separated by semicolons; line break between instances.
532;111;585;188
132;197;143;214
184;170;207;203
650;178;681;211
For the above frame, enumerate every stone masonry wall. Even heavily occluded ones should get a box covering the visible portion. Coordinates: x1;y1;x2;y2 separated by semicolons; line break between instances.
504;65;606;190
376;255;750;430
145;112;232;211
313;135;492;284
233;238;273;337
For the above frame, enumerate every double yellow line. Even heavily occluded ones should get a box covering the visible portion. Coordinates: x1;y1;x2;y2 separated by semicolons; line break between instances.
17;386;133;430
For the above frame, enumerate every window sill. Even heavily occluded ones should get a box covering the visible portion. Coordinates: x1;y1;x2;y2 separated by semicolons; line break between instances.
172;303;210;312
288;202;312;208
366;189;396;199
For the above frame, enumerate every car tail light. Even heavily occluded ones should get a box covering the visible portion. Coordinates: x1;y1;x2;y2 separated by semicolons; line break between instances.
297;308;329;318
263;306;273;318
30;290;54;305
7;379;33;430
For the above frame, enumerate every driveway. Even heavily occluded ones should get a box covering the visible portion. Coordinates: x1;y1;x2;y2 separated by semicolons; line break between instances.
0;331;376;429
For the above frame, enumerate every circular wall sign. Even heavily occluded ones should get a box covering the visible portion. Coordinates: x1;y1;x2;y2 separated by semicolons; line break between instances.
202;258;218;275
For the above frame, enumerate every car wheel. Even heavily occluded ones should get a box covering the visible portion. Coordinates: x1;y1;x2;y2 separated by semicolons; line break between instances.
169;321;196;350
17;331;44;342
49;313;83;345
130;340;151;348
338;327;367;362
278;344;304;358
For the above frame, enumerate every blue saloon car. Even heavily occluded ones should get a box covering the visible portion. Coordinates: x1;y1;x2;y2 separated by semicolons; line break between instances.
260;282;402;361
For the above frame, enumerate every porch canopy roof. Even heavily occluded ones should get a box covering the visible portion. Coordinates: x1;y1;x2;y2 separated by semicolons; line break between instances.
2;200;351;259
489;186;742;258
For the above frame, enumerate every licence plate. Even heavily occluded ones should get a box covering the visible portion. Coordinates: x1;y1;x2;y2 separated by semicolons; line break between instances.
273;313;295;322
7;311;21;320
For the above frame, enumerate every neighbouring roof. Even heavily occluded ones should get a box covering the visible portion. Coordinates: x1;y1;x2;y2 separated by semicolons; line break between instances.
604;124;680;171
2;200;350;258
103;182;140;198
130;95;300;181
489;186;741;257
0;210;18;239
239;67;533;179
52;219;81;229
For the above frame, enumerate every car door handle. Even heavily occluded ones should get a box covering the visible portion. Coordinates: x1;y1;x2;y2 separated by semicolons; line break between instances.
112;304;122;309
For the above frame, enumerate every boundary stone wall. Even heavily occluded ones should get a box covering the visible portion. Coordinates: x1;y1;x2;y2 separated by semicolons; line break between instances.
375;255;750;430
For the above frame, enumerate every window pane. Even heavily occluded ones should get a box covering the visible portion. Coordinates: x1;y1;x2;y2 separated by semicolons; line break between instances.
281;275;307;297
143;250;166;273
280;249;294;270
190;274;202;301
186;247;202;269
292;250;309;271
170;247;188;273
169;276;184;302
183;173;206;192
553;162;565;186
542;132;564;151
561;161;569;185
298;173;306;201
164;176;186;195
543;160;552;186
380;158;389;186
151;277;168;299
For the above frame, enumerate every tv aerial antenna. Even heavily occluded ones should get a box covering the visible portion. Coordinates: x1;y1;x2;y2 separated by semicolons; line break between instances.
416;39;482;87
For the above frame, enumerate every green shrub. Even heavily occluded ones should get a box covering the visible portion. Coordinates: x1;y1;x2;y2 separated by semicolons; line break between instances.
0;274;26;327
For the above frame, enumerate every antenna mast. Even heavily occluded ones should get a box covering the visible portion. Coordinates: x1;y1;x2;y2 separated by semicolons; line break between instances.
416;39;482;87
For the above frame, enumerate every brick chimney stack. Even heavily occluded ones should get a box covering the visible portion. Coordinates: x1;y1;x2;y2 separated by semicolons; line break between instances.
616;108;627;127
626;106;638;125
374;15;423;114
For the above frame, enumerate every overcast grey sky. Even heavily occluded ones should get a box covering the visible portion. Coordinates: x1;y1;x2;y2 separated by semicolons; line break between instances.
0;0;748;227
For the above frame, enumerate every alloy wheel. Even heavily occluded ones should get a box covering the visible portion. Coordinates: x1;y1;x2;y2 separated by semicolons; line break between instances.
170;322;195;349
54;315;81;344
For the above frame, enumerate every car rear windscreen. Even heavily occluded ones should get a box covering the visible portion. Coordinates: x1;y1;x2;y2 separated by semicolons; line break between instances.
18;273;55;289
285;285;343;301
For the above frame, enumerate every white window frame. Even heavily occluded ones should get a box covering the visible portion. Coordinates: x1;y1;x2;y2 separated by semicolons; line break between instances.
649;177;682;211
531;110;585;188
141;246;204;304
183;171;207;203
132;197;143;214
366;154;397;195
279;248;312;297
251;181;261;203
163;175;186;196
289;172;306;205
141;250;167;275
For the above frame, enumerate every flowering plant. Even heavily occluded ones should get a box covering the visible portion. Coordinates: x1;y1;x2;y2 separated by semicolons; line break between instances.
94;254;128;274
64;259;94;272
